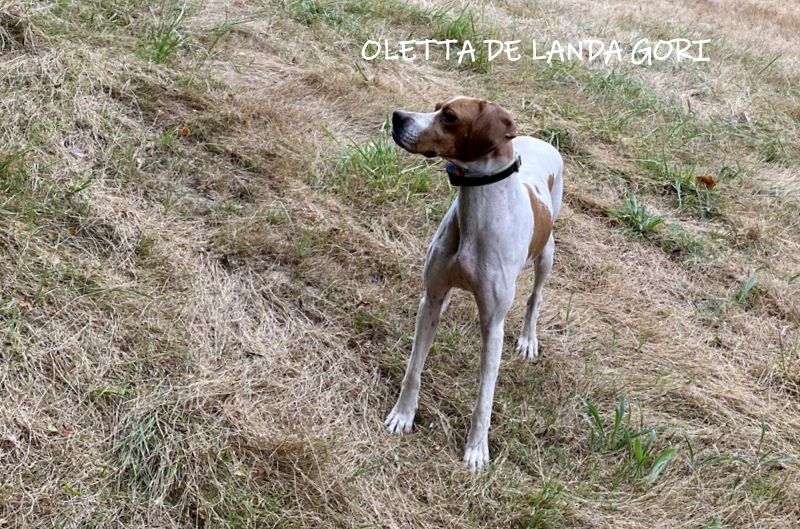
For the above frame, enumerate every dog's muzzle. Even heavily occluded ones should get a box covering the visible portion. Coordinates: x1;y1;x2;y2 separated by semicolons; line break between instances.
391;110;413;149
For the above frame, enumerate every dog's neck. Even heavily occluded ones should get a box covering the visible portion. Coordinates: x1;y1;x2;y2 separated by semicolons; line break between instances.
451;142;520;232
447;142;515;177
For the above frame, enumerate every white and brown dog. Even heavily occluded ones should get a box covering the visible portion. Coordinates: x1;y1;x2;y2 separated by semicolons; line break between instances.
386;96;563;469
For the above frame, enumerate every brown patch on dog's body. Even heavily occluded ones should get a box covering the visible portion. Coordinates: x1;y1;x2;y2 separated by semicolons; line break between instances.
523;184;553;259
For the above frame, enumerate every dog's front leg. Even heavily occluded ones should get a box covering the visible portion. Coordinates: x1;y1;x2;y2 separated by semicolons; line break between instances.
385;287;448;434
463;282;515;470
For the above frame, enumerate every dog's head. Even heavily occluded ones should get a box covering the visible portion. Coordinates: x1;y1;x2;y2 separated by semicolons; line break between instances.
391;96;517;162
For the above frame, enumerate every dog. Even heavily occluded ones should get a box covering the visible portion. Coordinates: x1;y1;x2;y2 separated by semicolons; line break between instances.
386;96;564;469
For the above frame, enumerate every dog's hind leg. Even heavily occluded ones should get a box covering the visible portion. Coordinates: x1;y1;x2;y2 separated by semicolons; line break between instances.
516;234;554;361
439;289;452;318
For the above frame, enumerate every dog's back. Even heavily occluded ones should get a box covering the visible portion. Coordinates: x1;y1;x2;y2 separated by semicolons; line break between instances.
513;136;564;220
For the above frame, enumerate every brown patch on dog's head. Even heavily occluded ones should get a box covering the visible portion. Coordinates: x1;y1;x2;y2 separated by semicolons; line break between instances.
416;96;517;161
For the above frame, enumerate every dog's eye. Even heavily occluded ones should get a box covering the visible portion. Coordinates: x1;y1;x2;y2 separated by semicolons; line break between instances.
441;111;457;124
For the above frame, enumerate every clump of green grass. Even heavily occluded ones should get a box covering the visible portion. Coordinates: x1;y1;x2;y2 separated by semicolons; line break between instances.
757;134;788;163
0;297;23;350
434;6;474;40
583;69;646;101
612;195;664;236
731;268;763;307
637;155;720;218
1;150;91;224
337;134;430;194
510;481;568;529
285;0;345;27
281;0;445;41
581;396;678;484
672;171;719;219
433;8;489;72
684;420;798;473
659;224;707;261
319;123;452;217
148;0;188;63
536;126;580;154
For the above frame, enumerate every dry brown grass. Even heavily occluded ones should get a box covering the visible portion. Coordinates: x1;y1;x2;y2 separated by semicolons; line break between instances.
1;0;799;527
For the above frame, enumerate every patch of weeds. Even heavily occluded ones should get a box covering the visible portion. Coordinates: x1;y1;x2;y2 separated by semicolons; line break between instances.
731;268;763;307
263;204;291;225
292;227;322;259
659;224;707;261
757;134;787;163
434;6;477;41
611;195;663;237
353;302;390;341
510;481;568;529
88;385;131;413
701;518;723;529
594;108;643;140
671;170;719;219
214;201;247;218
147;0;189;63
156;128;178;149
320;123;451;215
0;298;23;351
113;402;295;528
90;0;142;31
685;420;798;472
135;233;157;259
282;0;445;40
535;126;580;154
284;0;344;27
746;476;786;503
433;8;489;72
113;409;178;495
1;150;89;224
581;68;658;116
638;155;719;218
193;14;255;66
581;395;678;484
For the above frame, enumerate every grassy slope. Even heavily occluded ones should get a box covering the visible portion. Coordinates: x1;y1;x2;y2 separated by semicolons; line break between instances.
1;0;799;527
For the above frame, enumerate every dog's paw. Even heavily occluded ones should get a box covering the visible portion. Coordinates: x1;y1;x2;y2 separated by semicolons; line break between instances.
384;406;415;435
515;335;539;361
463;441;490;471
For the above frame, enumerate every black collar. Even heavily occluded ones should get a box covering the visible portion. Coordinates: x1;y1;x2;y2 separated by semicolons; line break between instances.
445;155;521;187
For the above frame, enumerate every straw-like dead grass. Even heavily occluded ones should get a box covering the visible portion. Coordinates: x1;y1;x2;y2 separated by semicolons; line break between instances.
1;0;798;527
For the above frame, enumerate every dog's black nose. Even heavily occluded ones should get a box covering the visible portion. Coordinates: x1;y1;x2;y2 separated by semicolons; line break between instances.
392;110;406;133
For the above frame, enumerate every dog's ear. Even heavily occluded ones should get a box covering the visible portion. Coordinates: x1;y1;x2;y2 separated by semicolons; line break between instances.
434;100;445;111
463;101;517;158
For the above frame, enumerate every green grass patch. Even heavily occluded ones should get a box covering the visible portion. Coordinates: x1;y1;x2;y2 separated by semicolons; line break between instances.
581;395;678;484
509;481;568;529
659;224;707;261
285;0;346;26
318;123;452;218
637;154;720;218
671;170;719;219
147;0;188;63
612;195;664;237
535;126;581;154
432;7;490;72
281;0;447;41
0;150;90;225
731;268;764;308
